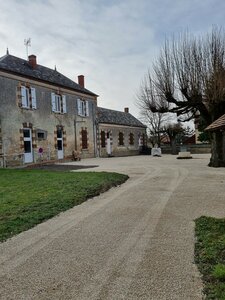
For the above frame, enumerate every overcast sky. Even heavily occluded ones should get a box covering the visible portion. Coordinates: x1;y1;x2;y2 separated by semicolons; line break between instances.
0;0;224;119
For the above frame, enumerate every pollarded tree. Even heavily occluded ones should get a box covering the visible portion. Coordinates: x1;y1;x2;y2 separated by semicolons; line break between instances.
138;27;225;167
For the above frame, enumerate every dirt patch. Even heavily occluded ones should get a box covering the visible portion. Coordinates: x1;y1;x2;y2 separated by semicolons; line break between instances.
26;164;99;171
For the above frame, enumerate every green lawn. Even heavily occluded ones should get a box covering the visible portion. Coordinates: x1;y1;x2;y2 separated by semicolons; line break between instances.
195;216;225;299
0;169;128;242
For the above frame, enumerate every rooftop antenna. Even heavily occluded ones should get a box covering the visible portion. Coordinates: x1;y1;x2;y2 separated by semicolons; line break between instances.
24;38;31;59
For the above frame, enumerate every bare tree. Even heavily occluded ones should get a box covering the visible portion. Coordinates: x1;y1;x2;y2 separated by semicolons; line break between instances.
137;27;225;167
162;122;194;154
137;80;172;147
138;109;169;147
164;123;184;154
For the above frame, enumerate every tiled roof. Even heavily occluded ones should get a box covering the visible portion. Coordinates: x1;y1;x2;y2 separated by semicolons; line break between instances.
97;107;146;128
205;114;225;131
0;54;97;96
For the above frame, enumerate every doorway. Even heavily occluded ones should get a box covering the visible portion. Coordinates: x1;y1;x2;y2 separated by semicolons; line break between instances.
106;131;112;155
57;128;64;159
23;128;33;163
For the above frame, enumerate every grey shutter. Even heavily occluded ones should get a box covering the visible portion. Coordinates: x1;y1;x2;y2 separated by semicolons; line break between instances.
21;86;27;107
31;87;37;109
62;95;67;113
77;99;82;116
85;101;89;116
51;92;56;112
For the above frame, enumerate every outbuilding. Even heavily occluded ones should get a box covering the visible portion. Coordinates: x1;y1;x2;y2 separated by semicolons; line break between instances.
97;107;147;157
205;114;225;167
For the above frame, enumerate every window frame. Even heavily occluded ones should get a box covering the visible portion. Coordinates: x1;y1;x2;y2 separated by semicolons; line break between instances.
129;132;134;145
51;92;67;114
100;130;106;148
77;99;89;117
20;85;37;109
118;132;124;146
55;94;61;112
36;129;47;140
81;129;88;149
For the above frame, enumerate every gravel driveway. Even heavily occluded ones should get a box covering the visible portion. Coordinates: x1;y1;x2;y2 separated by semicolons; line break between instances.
1;154;225;299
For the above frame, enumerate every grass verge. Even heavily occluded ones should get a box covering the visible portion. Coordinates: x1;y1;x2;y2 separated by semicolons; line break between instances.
195;216;225;299
0;169;128;242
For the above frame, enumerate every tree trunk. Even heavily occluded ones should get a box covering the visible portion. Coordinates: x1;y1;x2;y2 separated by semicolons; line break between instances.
157;133;161;147
170;138;177;155
209;131;225;167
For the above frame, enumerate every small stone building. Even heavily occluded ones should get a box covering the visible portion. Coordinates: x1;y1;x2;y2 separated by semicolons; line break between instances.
205;114;225;167
97;107;146;157
0;52;98;166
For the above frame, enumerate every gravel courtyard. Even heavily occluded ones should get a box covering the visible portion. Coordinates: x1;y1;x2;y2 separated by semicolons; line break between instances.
0;154;224;299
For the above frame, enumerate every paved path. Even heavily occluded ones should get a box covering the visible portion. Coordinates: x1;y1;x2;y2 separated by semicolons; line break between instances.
1;154;225;299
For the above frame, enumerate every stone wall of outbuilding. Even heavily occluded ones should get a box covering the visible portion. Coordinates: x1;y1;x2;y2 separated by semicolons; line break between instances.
98;123;146;157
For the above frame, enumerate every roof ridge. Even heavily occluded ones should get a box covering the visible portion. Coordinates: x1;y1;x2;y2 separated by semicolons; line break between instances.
0;53;97;96
98;107;130;114
97;106;146;128
0;53;11;62
205;113;225;131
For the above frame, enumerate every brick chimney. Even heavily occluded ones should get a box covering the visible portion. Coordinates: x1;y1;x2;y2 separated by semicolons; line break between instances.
124;107;129;113
28;55;37;68
78;75;85;88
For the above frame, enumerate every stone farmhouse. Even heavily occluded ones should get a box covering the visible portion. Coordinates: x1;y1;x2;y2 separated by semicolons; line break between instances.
0;51;146;166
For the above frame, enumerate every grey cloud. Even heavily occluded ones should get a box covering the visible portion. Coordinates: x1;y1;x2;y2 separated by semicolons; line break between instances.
0;0;224;118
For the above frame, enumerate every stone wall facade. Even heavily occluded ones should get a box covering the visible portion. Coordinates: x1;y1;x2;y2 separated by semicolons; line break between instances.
0;72;97;166
98;124;146;157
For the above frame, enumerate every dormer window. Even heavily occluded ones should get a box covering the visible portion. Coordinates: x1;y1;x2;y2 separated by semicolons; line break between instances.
51;92;67;114
20;85;37;109
77;99;89;117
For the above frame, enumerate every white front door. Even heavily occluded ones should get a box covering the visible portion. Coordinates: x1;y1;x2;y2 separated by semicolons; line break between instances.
23;128;33;163
57;128;64;159
106;132;111;155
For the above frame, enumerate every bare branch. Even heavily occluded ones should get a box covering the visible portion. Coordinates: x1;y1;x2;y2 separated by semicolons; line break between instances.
137;27;225;127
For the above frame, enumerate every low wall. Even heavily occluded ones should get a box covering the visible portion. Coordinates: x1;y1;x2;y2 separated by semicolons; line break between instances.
189;144;211;154
161;144;211;155
99;148;140;157
112;149;140;157
0;153;24;167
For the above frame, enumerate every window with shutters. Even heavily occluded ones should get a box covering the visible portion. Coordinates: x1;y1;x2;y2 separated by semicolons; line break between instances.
118;132;124;146
129;133;134;145
19;85;37;109
101;131;106;148
51;92;67;114
77;99;89;117
81;129;88;149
